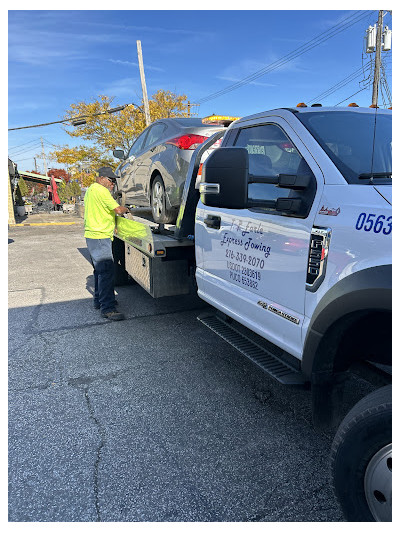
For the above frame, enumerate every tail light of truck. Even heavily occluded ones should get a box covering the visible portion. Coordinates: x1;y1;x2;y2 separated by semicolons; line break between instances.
166;134;208;150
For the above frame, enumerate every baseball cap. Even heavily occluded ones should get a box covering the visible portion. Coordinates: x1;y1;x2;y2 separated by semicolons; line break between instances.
96;166;118;181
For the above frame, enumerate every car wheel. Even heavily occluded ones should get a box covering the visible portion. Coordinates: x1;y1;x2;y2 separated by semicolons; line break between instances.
330;385;392;522
151;175;175;224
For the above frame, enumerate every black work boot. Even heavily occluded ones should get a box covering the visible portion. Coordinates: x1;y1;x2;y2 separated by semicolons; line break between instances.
101;309;125;321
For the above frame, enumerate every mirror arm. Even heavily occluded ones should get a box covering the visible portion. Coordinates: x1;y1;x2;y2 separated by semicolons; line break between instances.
247;197;303;214
247;199;277;209
248;173;311;190
248;175;279;185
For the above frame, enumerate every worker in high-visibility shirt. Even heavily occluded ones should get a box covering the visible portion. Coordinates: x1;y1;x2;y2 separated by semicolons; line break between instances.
84;167;129;321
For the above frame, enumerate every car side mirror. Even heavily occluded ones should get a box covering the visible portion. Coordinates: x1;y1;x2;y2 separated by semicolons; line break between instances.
113;149;125;160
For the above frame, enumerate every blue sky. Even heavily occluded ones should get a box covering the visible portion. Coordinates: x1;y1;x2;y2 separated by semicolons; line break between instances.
8;8;392;173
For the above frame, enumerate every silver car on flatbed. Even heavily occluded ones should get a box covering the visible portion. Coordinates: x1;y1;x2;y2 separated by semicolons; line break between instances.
113;116;238;223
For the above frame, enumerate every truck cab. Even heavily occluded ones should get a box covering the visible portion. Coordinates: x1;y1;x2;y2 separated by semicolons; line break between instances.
196;106;391;368
196;105;392;521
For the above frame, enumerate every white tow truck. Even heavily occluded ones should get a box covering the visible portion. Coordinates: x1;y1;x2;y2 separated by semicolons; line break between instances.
112;104;392;522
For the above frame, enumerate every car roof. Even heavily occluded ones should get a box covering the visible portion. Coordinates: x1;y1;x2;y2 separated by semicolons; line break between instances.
153;117;205;127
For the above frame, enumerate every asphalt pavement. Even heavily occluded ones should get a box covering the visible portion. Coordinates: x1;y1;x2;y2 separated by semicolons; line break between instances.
8;215;368;522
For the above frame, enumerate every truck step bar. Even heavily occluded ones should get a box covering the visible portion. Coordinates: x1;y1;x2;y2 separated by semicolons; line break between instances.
198;313;306;386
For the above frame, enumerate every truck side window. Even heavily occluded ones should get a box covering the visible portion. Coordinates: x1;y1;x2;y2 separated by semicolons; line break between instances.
234;124;306;204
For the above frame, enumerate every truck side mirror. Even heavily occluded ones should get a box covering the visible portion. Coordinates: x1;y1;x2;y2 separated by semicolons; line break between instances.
200;147;249;208
113;149;125;160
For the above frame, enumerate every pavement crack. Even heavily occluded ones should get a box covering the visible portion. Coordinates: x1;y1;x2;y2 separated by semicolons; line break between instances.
245;487;277;521
20;287;46;337
83;385;106;522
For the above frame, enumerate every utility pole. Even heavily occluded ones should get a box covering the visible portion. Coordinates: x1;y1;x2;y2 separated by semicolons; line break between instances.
136;40;151;126
41;137;48;176
34;157;38;173
372;10;384;107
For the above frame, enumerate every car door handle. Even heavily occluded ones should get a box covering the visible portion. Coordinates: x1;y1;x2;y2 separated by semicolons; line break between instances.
204;214;221;229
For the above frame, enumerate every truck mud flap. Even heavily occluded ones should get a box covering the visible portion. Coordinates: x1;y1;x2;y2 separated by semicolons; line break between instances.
198;312;306;386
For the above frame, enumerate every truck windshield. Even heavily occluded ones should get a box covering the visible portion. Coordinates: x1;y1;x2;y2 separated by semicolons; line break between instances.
296;111;392;184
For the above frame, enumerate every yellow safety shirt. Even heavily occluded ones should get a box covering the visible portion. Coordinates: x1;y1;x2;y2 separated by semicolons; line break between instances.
84;182;120;239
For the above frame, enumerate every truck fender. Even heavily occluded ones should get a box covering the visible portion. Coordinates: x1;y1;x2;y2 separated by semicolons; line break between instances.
302;264;392;379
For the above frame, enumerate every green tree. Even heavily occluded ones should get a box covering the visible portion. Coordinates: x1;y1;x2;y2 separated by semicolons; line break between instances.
17;177;29;197
58;180;82;203
70;181;82;199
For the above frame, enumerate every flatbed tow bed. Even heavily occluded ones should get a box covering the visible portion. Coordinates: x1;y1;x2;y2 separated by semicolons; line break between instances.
112;131;225;298
113;213;194;298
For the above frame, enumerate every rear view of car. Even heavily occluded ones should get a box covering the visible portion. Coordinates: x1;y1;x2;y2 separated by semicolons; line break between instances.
113;116;239;224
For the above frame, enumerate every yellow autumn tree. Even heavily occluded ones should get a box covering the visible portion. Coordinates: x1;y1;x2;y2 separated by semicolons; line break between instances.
50;89;188;178
48;145;114;185
62;90;188;154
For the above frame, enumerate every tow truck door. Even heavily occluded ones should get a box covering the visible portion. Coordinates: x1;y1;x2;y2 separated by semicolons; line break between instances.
196;117;324;360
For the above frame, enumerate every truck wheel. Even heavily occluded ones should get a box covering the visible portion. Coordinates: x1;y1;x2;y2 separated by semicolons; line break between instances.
331;385;392;522
151;175;175;224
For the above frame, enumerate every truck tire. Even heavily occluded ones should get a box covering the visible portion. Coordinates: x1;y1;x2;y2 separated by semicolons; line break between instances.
331;385;392;522
151;175;175;224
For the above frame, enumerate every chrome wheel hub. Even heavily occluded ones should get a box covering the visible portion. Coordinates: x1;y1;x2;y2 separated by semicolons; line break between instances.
152;182;163;218
364;443;392;521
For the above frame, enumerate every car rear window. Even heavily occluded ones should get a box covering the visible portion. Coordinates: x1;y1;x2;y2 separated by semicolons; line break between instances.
170;118;204;127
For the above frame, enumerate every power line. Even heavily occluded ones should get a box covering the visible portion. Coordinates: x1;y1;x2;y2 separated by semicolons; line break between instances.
334;87;368;106
197;10;372;104
306;62;372;104
8;103;143;132
42;139;59;148
10;156;37;163
8;138;42;151
195;10;374;105
8;143;42;157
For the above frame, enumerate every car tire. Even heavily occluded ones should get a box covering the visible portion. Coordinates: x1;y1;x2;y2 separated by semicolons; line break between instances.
330;385;392;522
151;175;175;224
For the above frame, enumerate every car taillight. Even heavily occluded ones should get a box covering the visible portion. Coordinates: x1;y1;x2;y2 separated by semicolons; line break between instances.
166;134;209;150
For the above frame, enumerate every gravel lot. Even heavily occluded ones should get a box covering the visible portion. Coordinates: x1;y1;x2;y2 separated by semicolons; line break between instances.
9;217;370;522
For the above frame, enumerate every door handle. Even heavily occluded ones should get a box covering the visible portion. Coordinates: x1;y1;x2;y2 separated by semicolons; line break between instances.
204;214;221;229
